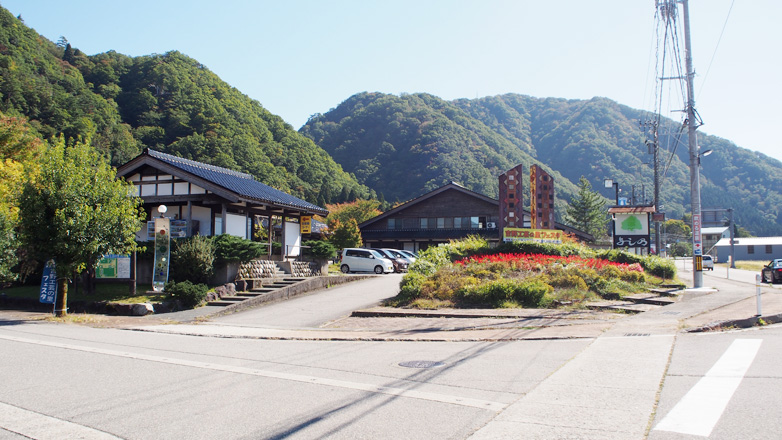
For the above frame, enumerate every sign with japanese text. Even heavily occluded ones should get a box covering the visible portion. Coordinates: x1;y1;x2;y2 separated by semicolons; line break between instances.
300;216;312;234
96;255;131;279
612;213;651;251
503;228;563;244
692;214;703;256
39;260;57;304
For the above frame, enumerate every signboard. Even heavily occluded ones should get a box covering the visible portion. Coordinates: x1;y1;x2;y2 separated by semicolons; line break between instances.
612;213;651;250
39;260;57;304
692;214;703;256
300;216;312;234
96;255;131;279
613;235;650;248
503;228;563;244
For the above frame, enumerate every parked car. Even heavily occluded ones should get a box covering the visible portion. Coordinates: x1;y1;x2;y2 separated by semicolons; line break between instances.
371;248;409;273
761;259;782;284
702;255;714;270
397;249;418;262
340;248;394;274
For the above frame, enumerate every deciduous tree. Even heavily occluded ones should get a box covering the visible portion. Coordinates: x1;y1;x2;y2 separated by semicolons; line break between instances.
18;138;145;315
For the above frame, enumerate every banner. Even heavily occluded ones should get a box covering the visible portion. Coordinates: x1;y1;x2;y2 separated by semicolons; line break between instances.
39;260;57;304
503;228;563;244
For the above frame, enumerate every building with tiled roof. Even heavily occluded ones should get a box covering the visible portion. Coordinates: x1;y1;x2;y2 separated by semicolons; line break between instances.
117;149;327;257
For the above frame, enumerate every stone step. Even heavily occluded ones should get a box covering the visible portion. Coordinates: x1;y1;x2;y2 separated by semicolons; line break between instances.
587;301;661;314
648;287;681;297
623;293;677;306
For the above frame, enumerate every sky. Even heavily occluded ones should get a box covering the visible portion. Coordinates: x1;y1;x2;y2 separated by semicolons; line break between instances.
4;0;780;162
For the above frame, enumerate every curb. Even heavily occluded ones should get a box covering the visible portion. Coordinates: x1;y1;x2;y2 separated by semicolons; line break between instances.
685;312;782;333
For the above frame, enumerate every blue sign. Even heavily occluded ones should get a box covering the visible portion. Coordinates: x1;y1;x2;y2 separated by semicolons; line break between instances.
39;260;57;304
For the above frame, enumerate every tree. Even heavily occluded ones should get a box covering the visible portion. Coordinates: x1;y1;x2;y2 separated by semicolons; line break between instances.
565;176;608;240
0;112;44;283
17;138;145;316
663;219;691;241
325;200;382;230
328;219;362;250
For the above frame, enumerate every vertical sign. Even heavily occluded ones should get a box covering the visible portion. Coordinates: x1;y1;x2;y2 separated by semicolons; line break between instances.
152;217;170;292
39;260;57;304
692;214;703;256
300;216;312;234
498;164;524;236
530;164;555;229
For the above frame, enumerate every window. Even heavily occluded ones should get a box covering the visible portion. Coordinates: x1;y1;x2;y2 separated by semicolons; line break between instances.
388;218;396;230
420;218;428;229
766;245;773;254
454;217;462;229
748;245;755;254
437;218;445;229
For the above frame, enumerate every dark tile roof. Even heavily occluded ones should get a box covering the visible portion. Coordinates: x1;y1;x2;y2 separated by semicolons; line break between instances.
145;149;327;215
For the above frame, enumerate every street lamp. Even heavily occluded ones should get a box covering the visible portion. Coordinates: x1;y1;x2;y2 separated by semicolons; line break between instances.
698;148;713;166
604;178;619;206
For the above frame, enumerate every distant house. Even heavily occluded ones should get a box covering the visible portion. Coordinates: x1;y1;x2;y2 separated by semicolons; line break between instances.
714;236;782;262
358;182;591;252
117;148;327;258
703;226;730;256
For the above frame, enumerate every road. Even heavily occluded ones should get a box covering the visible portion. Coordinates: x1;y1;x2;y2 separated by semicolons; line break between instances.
1;271;781;439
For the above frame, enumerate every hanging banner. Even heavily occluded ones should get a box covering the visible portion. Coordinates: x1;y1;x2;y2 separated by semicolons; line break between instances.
152;217;170;292
39;260;57;304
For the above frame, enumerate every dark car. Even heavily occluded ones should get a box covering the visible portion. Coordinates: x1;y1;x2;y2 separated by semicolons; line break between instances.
761;259;782;284
371;248;409;273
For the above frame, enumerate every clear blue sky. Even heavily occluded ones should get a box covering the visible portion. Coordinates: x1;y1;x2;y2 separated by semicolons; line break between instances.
5;0;780;162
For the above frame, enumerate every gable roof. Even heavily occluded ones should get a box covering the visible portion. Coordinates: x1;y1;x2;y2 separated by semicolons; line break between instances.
359;181;593;241
117;148;328;216
359;182;496;228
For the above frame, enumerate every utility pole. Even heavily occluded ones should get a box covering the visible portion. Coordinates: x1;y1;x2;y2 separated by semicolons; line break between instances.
682;0;703;288
641;119;661;255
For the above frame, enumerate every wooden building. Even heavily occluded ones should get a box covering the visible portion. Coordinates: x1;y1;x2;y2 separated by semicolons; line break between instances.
359;182;590;252
117;148;327;258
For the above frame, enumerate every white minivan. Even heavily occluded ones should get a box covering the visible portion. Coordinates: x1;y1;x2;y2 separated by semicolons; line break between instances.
340;248;395;274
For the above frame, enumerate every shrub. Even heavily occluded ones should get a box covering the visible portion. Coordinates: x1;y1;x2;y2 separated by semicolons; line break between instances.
165;280;208;308
641;256;676;279
212;234;267;264
457;278;551;308
303;240;337;259
170;235;215;284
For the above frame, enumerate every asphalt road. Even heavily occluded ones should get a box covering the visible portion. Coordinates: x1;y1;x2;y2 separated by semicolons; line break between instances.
3;270;781;439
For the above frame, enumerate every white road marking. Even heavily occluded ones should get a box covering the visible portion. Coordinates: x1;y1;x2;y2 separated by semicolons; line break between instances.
0;333;506;412
0;401;121;440
654;338;762;437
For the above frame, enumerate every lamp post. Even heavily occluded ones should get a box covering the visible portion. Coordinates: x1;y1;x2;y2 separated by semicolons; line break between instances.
604;179;619;205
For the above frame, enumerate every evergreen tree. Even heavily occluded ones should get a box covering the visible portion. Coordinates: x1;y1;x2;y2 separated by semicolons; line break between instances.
565;176;608;240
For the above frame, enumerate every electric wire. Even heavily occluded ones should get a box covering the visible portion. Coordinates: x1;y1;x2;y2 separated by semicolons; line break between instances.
697;0;735;100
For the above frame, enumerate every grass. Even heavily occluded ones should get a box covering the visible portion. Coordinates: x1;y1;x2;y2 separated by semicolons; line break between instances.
730;261;767;272
1;282;166;304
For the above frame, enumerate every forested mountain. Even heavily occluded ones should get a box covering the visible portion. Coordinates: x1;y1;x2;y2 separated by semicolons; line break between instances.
0;7;368;205
301;92;782;236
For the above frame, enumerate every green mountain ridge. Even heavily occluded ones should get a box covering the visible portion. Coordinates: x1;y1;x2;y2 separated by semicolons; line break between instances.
301;92;782;236
0;7;368;205
2;5;779;236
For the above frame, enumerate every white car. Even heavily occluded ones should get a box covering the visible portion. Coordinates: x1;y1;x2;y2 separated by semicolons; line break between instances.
702;255;714;270
340;248;394;274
